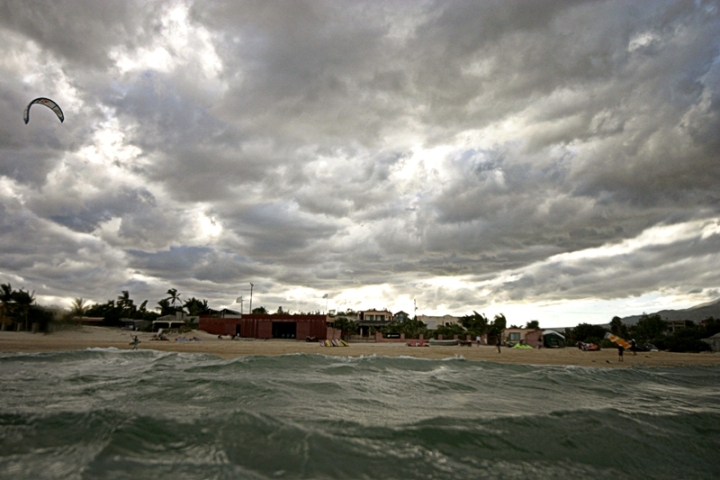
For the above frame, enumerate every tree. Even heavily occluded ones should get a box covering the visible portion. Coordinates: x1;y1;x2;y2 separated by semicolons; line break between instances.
632;314;666;342
460;311;489;335
435;322;466;338
165;288;183;311
86;300;111;318
610;316;629;338
333;317;358;339
157;298;174;316
525;320;540;330
252;306;268;314
71;298;88;317
12;288;35;331
701;317;720;337
572;323;608;343
657;326;710;353
382;318;428;338
487;313;507;340
117;291;136;317
184;297;209;316
1;283;13;329
276;306;286;315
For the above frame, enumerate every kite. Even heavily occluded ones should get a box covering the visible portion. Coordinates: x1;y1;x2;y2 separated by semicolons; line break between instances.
23;97;64;124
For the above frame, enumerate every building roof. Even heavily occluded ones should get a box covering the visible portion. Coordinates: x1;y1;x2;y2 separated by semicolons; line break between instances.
71;316;104;323
543;329;566;339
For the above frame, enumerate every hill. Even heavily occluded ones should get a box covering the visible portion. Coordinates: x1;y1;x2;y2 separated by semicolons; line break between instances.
614;298;720;327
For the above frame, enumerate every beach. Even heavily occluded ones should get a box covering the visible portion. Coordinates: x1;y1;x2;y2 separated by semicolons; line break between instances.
1;326;718;368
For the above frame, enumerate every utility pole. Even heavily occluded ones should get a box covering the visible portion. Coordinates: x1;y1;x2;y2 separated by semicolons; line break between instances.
249;283;254;313
237;296;243;314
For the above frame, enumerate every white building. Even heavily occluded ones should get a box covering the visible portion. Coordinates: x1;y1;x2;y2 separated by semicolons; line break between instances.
418;314;462;330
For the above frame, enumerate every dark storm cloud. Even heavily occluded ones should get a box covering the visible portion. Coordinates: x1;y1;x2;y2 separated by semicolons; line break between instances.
190;0;396;144
1;0;719;320
0;198;127;299
129;246;221;278
0;0;162;68
485;221;720;303
26;185;156;233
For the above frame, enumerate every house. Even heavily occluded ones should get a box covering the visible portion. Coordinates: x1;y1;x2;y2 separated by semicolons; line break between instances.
418;314;461;330
393;311;411;322
71;316;105;325
542;330;566;348
504;327;543;347
331;311;359;322
199;313;329;340
206;308;241;318
152;316;186;331
666;320;690;333
701;332;720;352
360;309;393;323
357;309;393;337
152;311;199;331
120;319;151;331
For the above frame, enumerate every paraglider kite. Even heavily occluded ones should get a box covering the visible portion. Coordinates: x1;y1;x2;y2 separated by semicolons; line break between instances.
23;97;64;124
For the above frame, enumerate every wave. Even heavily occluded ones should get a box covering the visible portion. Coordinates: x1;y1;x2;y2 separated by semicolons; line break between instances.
1;407;718;480
1;351;719;479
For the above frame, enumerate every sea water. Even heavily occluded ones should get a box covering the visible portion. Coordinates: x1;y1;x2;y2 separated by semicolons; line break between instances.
0;350;719;479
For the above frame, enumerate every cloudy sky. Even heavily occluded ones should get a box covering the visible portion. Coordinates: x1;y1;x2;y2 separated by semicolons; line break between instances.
1;0;719;327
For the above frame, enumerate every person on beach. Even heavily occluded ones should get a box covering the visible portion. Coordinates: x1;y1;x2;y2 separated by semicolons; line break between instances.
630;339;637;355
618;344;624;362
476;335;481;346
496;337;501;353
129;335;140;350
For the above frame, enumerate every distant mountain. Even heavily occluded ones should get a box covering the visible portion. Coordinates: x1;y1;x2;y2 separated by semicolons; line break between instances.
615;298;720;326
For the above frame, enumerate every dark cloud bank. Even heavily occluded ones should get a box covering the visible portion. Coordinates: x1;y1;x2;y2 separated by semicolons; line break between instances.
1;0;719;325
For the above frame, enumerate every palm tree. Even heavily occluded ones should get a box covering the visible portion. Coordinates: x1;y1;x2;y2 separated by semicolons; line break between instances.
117;291;136;317
12;288;35;331
1;283;13;330
71;298;88;317
460;311;489;335
157;298;173;316
137;300;148;318
488;313;507;342
183;297;209;316
165;289;182;311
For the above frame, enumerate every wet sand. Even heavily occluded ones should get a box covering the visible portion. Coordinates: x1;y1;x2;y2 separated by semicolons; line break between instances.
1;327;718;368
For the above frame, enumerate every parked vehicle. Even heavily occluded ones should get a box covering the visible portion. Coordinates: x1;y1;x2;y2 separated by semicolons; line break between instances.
577;341;600;351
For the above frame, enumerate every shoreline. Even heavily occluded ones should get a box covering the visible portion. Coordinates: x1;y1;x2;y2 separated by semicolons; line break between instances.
1;327;719;369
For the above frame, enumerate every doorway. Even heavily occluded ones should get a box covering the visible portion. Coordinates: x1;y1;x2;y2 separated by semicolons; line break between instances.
272;322;296;339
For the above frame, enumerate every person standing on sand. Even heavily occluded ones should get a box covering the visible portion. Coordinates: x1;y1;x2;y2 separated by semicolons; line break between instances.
630;339;637;355
618;344;624;362
496;337;501;353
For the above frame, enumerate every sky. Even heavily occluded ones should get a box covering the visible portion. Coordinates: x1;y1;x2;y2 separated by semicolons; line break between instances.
1;0;719;328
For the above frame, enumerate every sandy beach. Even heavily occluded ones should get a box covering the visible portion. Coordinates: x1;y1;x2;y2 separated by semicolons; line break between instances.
1;326;718;368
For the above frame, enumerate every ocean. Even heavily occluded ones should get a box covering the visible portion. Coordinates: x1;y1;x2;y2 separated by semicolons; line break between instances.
0;349;718;479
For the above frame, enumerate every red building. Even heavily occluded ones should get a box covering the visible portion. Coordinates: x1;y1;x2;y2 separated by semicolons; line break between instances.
199;314;330;340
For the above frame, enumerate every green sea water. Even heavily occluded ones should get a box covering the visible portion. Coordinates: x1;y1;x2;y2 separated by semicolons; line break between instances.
1;349;719;479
